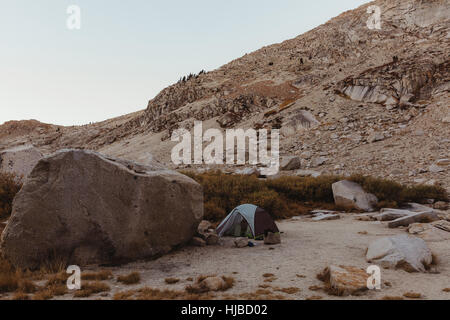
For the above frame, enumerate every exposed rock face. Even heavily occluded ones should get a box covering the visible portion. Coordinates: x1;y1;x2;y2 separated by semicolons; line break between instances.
366;235;432;273
0;145;42;180
388;210;439;228
0;150;203;269
318;265;368;296
332;180;378;211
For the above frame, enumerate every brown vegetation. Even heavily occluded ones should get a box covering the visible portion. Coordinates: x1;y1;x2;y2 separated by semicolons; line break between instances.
403;292;422;299
117;272;141;285
0;172;22;220
165;277;180;284
184;171;447;222
82;270;113;281
73;281;110;298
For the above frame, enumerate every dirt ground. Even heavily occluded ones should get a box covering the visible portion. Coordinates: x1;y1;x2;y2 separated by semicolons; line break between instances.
53;213;450;300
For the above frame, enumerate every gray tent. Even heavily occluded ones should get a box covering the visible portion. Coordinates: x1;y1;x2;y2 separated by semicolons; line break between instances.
216;204;279;239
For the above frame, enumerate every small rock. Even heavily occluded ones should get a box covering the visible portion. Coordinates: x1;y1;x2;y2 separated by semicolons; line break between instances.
312;213;340;221
234;237;249;248
295;170;322;178
429;164;445;173
433;201;448;210
264;232;281;245
191;237;206;247
312;157;328;167
205;233;219;246
367;132;385;143
198;220;212;234
200;276;225;291
280;156;302;171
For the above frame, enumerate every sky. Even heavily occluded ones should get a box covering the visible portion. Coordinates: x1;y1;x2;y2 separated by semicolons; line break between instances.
0;0;369;126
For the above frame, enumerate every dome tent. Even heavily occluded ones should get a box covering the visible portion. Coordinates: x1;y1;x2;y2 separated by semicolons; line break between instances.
216;204;279;239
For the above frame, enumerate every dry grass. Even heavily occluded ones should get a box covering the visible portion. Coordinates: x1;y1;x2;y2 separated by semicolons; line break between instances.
117;272;141;285
17;279;37;294
183;171;447;222
0;172;22;220
11;292;30;300
263;273;275;278
274;287;300;294
381;296;404;300
308;285;323;291
403;292;422;299
114;287;216;300
82;270;113;281
306;295;323;300
73;281;110;298
185;275;235;294
165;278;180;285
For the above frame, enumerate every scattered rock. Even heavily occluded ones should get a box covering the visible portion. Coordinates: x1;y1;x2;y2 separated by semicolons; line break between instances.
200;277;226;291
295;170;321;177
312;157;328;167
332;180;378;212
433;202;448;210
198;220;212;234
317;265;368;296
388;211;439;228
191;237;206;247
205;233;219;245
312;213;340;221
367;132;385;143
280;156;302;171
264;232;281;245
234;237;249;248
366;235;433;272
0;149;204;269
429;164;445;173
373;208;414;221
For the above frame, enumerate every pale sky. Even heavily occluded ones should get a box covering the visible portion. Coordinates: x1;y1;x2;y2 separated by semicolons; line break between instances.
0;0;369;126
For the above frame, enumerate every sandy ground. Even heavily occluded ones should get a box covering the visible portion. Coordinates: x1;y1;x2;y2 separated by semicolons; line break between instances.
60;213;450;300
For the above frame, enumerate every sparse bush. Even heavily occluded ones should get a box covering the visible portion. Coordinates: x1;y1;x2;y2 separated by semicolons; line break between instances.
165;278;180;285
73;281;110;298
0;172;22;220
117;272;140;285
183;171;448;222
82;270;112;281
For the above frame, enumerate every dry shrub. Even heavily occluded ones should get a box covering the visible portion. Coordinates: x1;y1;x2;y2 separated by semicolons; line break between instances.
0;172;22;220
306;295;323;300
117;272;140;285
73;281;110;298
12;292;29;300
114;287;215;301
0;272;19;293
32;290;54;300
18;279;37;294
263;273;275;278
442;288;450;292
275;287;300;294
165;278;180;284
403;292;422;299
183;171;448;222
185;275;234;294
381;296;404;300
308;285;322;291
82;270;112;281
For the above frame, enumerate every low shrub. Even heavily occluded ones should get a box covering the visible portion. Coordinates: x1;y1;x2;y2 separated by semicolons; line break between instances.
184;171;448;222
0;172;22;220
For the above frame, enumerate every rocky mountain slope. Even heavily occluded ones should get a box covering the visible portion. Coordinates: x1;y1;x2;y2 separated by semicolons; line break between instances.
1;0;449;190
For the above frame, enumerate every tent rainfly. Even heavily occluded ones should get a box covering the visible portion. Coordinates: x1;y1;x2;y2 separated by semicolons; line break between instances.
216;204;279;239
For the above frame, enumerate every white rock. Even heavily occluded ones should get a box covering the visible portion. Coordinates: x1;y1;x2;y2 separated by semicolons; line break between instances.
332;180;378;211
366;235;432;272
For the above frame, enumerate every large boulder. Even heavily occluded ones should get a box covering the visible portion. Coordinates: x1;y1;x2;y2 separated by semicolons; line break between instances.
0;145;42;180
332;180;378;212
0;149;203;269
366;235;433;273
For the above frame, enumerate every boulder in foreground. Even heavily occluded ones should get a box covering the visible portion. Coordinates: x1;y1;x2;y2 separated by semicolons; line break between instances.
0;149;203;269
366;235;432;273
